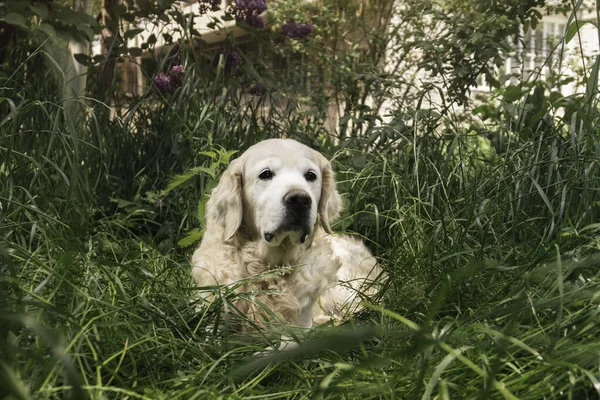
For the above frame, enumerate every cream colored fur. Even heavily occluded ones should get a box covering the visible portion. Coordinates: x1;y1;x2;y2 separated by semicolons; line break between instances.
191;139;382;329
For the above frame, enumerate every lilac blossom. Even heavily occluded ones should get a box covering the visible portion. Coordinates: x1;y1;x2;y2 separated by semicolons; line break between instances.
169;65;184;86
281;20;314;39
227;51;242;69
213;48;243;70
249;83;265;96
153;72;175;93
244;13;265;28
234;0;267;15
153;65;185;94
232;0;267;29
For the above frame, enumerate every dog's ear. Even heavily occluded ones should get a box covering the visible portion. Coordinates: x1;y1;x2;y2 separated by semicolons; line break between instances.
206;158;243;241
317;153;342;234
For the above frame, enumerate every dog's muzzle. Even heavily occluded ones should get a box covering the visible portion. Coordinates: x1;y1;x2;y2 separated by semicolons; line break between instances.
264;189;313;244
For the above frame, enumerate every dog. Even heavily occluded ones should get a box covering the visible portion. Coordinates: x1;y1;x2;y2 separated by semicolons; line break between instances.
191;139;382;330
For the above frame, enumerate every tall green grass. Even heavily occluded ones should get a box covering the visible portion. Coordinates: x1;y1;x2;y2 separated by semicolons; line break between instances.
2;9;600;400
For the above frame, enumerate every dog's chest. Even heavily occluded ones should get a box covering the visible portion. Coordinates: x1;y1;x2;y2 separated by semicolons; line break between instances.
240;239;339;301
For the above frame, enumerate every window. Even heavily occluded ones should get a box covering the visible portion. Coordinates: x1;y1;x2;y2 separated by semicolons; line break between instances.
476;20;567;91
523;21;566;72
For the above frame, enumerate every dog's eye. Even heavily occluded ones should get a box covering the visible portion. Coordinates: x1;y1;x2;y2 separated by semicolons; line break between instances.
259;169;273;180
305;170;317;182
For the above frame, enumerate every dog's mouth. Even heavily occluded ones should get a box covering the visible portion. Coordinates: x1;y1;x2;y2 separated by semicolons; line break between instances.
264;230;309;244
264;221;312;246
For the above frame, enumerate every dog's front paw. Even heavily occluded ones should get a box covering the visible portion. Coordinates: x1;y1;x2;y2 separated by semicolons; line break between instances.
253;335;300;356
313;314;335;325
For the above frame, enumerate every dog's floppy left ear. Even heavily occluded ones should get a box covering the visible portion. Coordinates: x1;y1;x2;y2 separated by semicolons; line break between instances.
206;157;244;241
317;153;342;234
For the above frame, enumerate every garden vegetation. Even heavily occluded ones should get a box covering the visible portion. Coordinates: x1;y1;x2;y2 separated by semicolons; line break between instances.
1;0;600;398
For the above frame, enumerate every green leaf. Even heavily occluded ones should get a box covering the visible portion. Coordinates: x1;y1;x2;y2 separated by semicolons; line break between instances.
0;97;17;128
351;154;367;168
55;8;78;25
197;196;207;223
580;223;600;233
0;360;31;400
502;85;522;103
79;24;94;41
585;55;600;104
178;228;203;248
124;28;145;40
549;90;563;105
122;12;135;23
158;12;169;23
73;53;90;66
473;104;492;119
29;3;48;19
2;12;28;29
38;22;55;37
199;151;217;159
56;8;97;27
162;166;215;195
109;197;137;209
530;175;554;216
113;3;127;16
423;346;473;400
73;10;97;26
221;150;238;164
128;47;143;57
566;20;596;44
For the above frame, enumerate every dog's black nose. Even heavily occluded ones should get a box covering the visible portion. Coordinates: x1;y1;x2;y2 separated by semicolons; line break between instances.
283;189;311;212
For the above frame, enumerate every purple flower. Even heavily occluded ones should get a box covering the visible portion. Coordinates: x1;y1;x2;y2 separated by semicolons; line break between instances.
153;72;175;93
227;51;242;69
153;65;185;94
169;65;184;86
232;0;267;29
249;83;265;96
234;0;267;15
245;13;265;28
281;20;314;39
300;22;314;36
213;48;243;70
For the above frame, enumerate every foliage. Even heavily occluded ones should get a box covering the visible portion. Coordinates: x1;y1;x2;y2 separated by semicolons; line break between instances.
2;0;600;398
0;0;98;43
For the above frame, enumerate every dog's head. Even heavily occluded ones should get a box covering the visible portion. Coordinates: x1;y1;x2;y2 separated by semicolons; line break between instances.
206;139;342;246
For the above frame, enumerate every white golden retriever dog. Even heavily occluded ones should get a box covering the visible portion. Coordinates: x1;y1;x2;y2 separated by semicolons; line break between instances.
191;139;382;329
